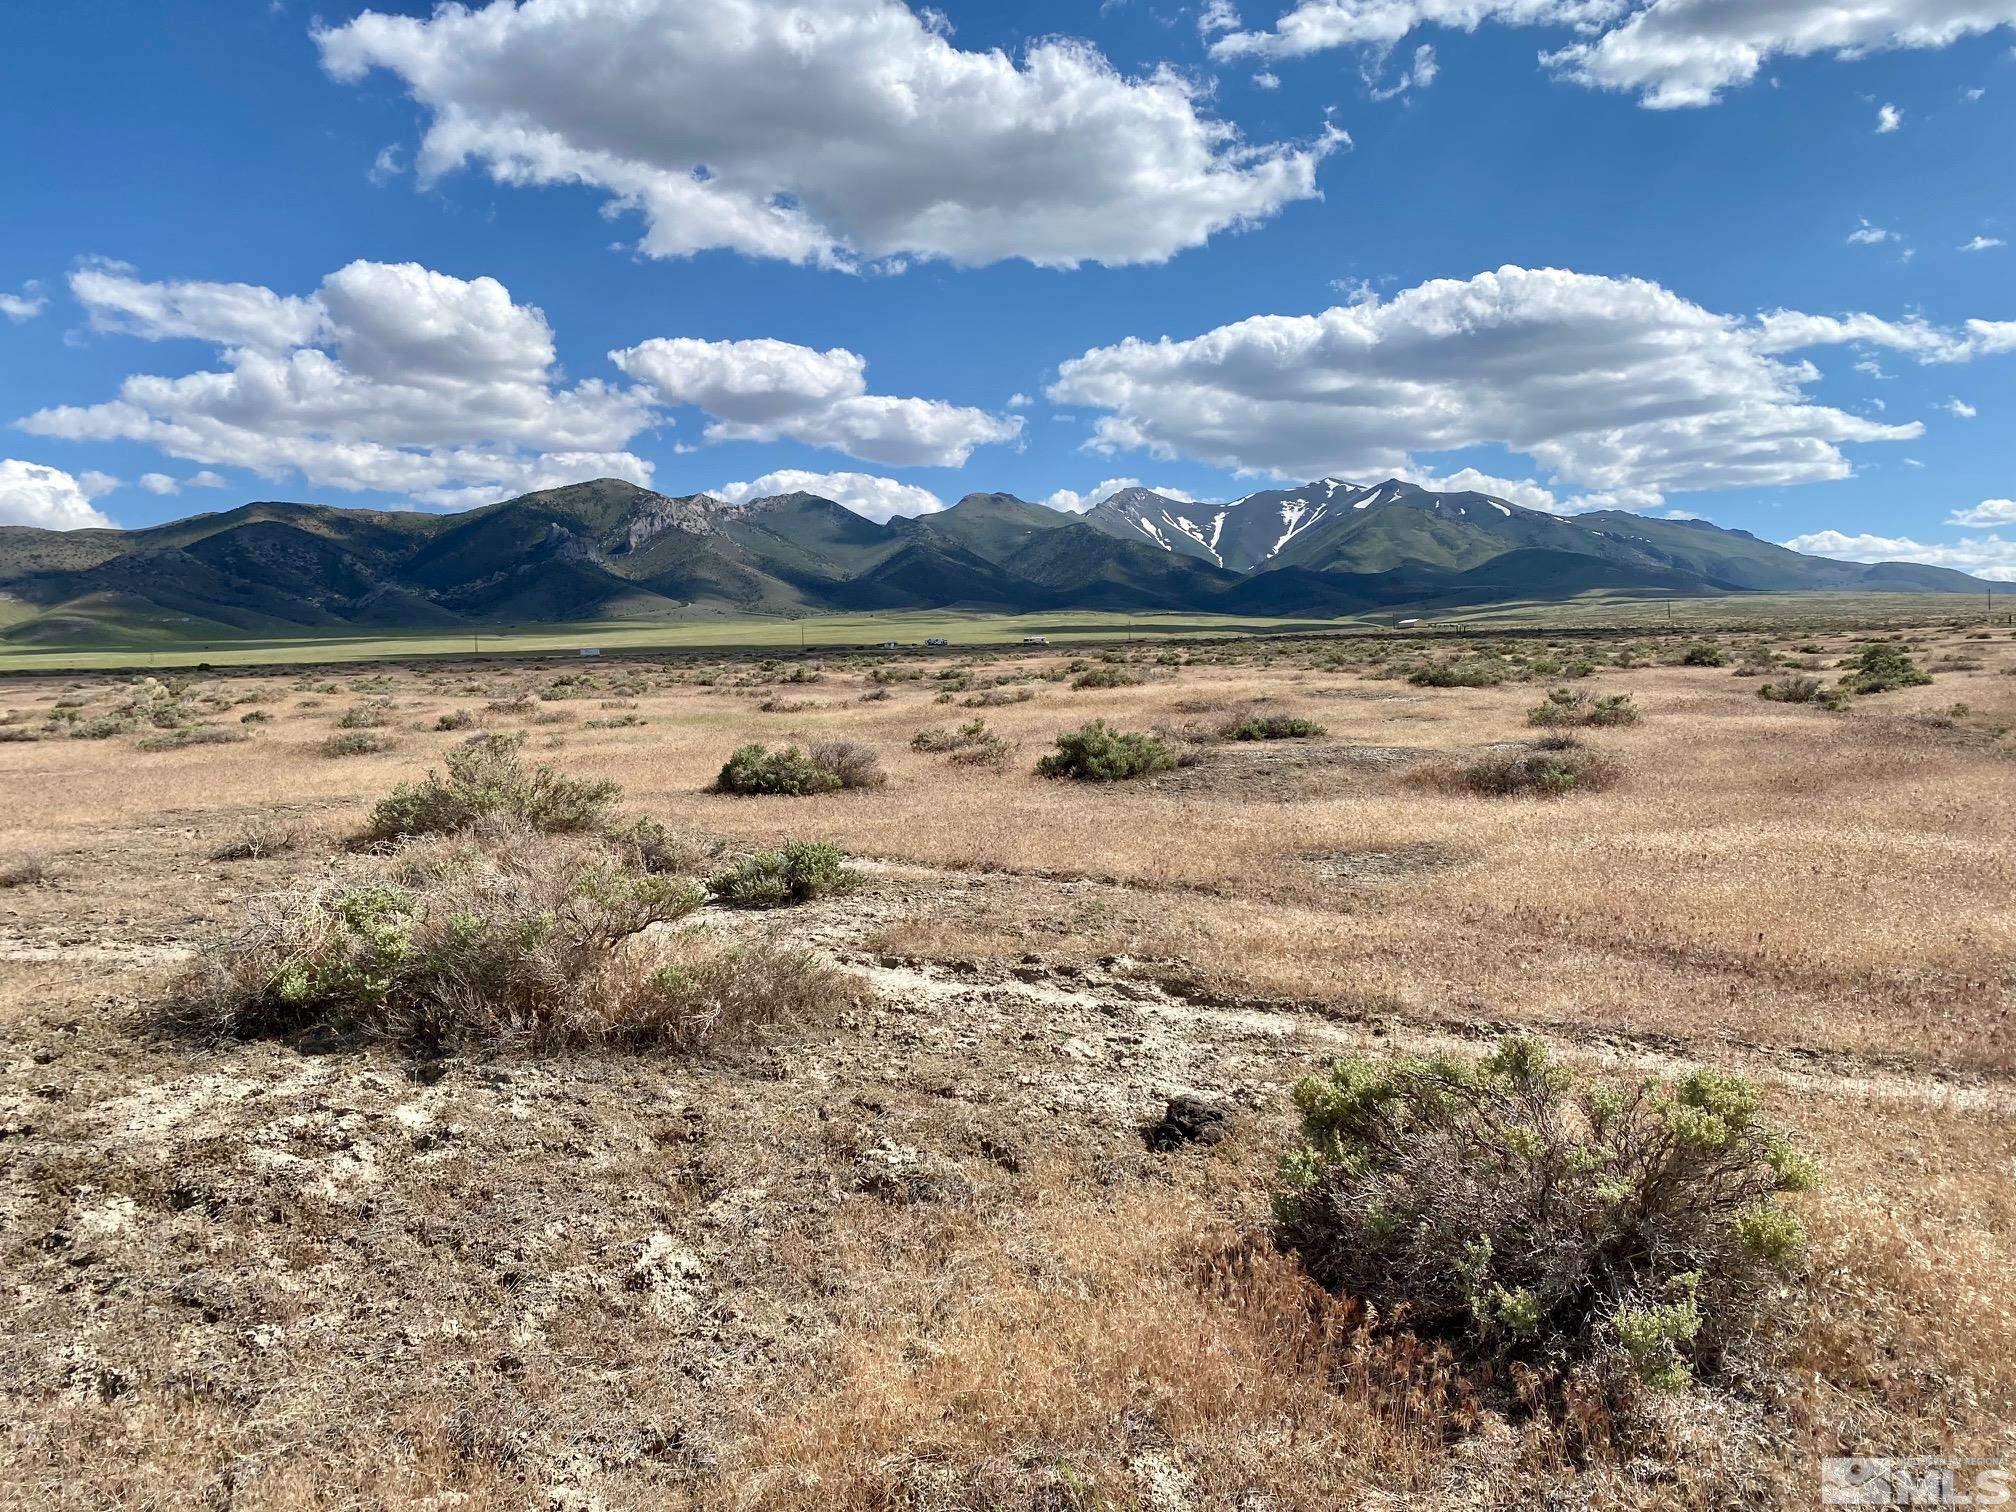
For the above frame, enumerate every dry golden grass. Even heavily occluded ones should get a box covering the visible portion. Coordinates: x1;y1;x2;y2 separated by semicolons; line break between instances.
2;624;2014;1507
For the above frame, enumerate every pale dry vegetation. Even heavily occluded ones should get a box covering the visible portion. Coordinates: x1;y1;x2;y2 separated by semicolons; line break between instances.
2;617;2014;1507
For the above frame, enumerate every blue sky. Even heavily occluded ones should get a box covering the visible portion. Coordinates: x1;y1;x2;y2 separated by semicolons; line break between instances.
2;0;2013;575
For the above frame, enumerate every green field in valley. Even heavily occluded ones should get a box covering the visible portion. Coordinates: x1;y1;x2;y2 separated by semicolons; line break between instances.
0;591;2006;674
0;609;1356;673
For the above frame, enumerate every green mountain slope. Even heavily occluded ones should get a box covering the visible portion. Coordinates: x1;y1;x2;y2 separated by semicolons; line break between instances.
0;475;1995;644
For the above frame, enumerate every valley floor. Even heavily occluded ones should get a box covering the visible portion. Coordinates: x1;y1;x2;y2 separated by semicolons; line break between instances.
1;622;2013;1507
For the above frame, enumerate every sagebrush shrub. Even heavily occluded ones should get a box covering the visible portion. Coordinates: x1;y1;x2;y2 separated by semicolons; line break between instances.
1840;643;1933;696
1526;689;1640;728
714;741;885;794
1757;673;1823;704
911;718;1012;766
320;730;393;758
715;744;839;796
1275;1039;1816;1394
167;833;712;1050
604;815;717;876
1071;664;1149;691
1421;739;1619;798
1220;712;1327;740
708;840;858;908
1036;720;1178;782
809;740;887;790
365;732;620;839
1408;659;1509;688
1679;644;1730;668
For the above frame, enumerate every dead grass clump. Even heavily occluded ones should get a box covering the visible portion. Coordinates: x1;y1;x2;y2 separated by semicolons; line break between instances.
320;730;395;758
0;853;53;888
364;732;620;841
1414;738;1620;799
744;1180;1473;1508
1757;673;1824;704
962;686;1034;708
604;815;718;875
137;725;249;752
910;718;1013;767
165;832;849;1053
1526;689;1640;728
1070;663;1150;690
210;818;306;862
1277;1039;1816;1396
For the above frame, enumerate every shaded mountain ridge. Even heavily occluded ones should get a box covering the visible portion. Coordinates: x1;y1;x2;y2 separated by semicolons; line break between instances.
0;476;1991;643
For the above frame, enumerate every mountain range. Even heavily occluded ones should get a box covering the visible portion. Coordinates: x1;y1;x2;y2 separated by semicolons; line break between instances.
0;476;1992;644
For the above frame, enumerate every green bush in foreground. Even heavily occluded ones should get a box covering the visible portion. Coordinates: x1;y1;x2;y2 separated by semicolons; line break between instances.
365;732;619;840
708;841;858;908
1679;643;1730;668
1036;720;1178;782
1275;1038;1816;1395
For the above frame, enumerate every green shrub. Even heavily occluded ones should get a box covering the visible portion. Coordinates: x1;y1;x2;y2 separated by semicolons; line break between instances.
708;840;858;908
1071;664;1149;691
163;832;853;1054
1408;659;1509;688
1275;1039;1815;1394
1422;738;1619;798
337;700;394;729
1220;712;1327;741
138;725;250;752
435;709;478;731
1526;689;1640;728
1757;673;1823;704
1679;643;1730;668
715;743;840;796
1840;643;1933;696
715;739;887;796
604;815;717;876
911;718;1013;766
320;730;394;758
1036;720;1178;782
365;732;620;839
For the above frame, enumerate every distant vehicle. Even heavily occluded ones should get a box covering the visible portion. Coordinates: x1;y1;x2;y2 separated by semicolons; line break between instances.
925;637;949;647
1021;636;1050;646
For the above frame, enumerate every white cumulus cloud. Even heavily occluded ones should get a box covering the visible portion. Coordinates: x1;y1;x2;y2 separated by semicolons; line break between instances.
1041;477;1201;512
1047;265;1980;505
316;0;1338;270
711;468;946;521
1783;528;2016;581
0;459;118;529
23;260;658;509
1949;498;2016;526
0;285;47;323
1209;1;2016;110
611;336;1021;467
1961;235;2006;251
1877;102;1904;132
